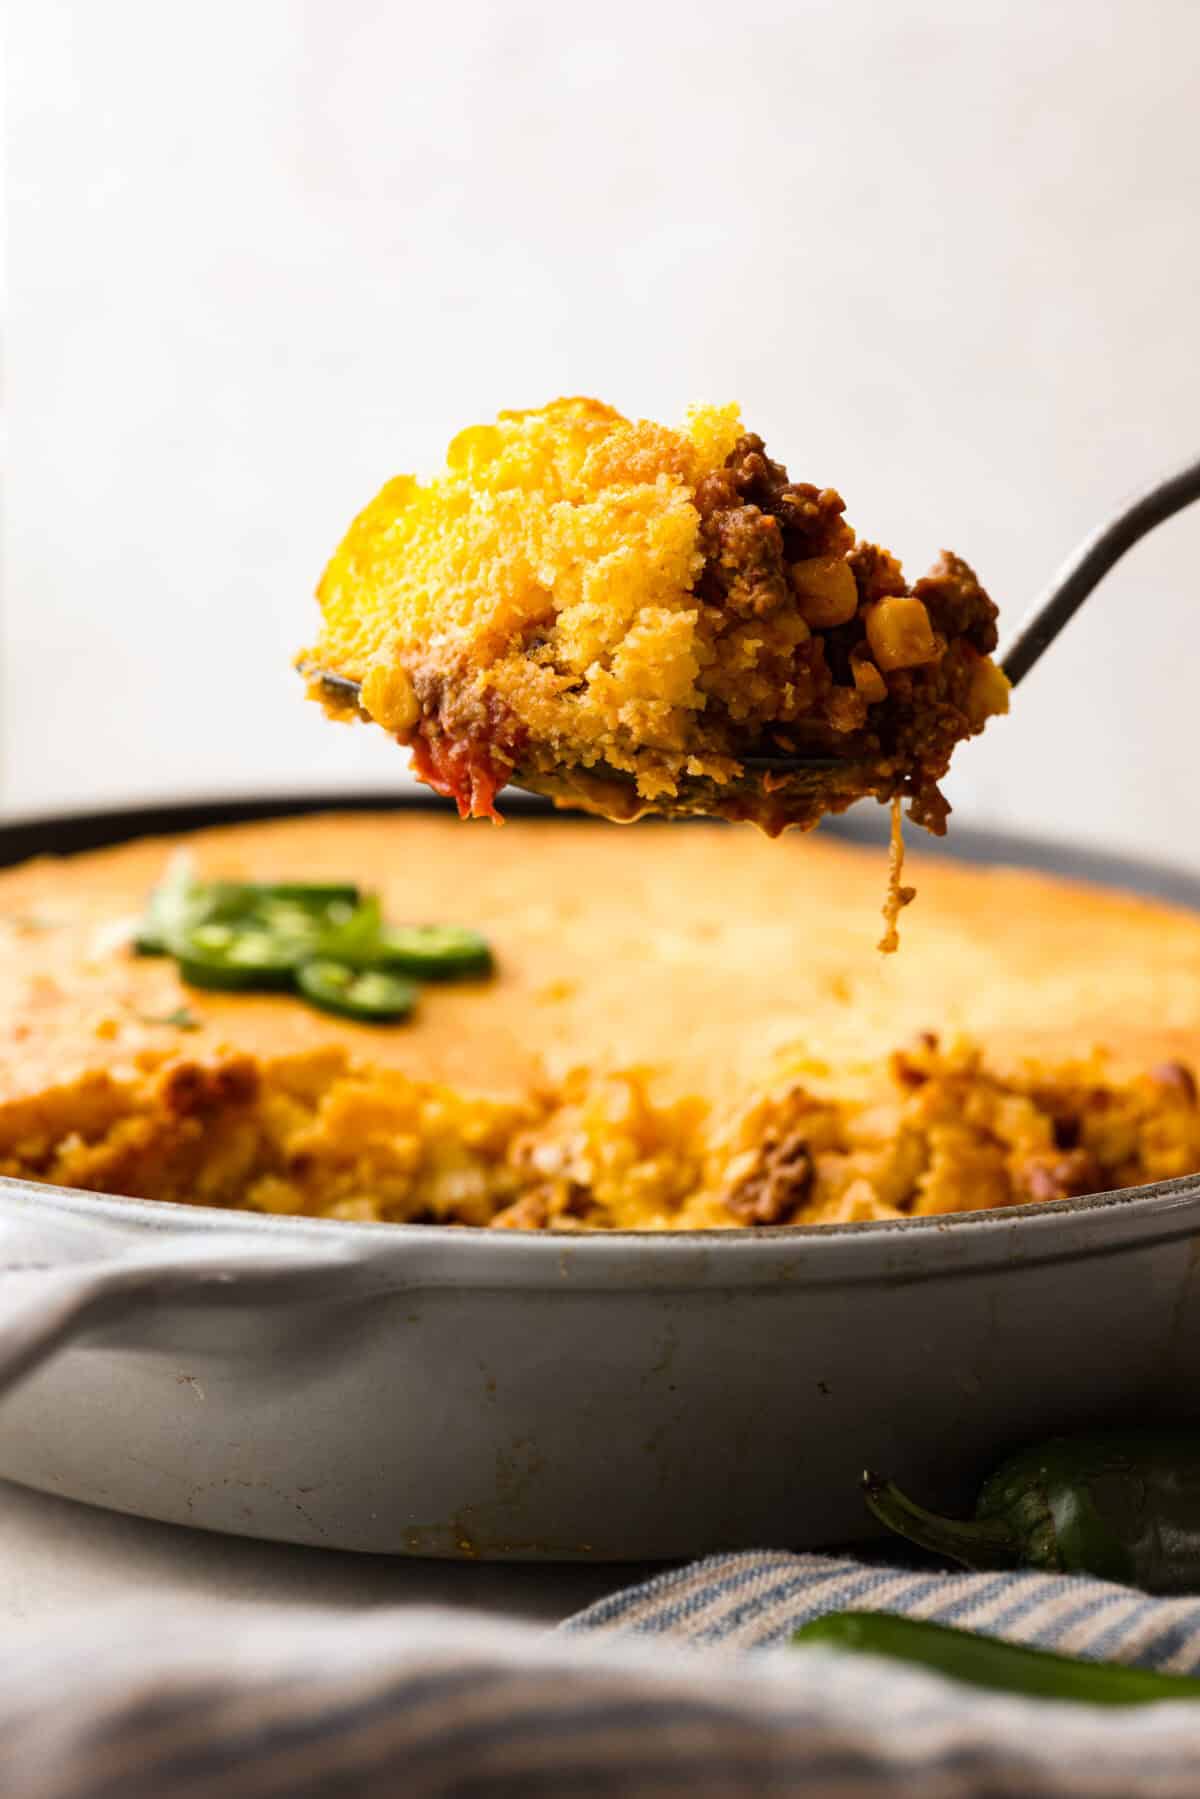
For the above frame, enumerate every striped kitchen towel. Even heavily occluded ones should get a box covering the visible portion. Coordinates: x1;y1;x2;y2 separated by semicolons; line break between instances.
564;1547;1200;1667
4;1557;1200;1795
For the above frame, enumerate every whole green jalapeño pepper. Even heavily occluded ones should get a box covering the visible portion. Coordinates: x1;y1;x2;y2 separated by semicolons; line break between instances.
792;1612;1200;1705
864;1431;1200;1592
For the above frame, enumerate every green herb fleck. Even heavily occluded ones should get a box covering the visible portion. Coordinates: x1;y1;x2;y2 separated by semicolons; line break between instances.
135;1005;202;1031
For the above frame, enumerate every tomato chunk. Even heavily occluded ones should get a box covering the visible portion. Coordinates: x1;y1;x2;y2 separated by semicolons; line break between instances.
409;729;508;822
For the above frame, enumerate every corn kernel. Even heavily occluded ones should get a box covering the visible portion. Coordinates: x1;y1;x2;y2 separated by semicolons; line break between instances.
864;597;939;671
789;555;859;628
851;653;888;704
966;656;1011;726
361;662;420;737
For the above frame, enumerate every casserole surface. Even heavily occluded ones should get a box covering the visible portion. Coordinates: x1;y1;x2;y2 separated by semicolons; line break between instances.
3;808;1200;1229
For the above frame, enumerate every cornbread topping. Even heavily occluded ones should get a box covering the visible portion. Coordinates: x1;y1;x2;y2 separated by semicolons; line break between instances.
3;812;1199;1231
301;399;1009;837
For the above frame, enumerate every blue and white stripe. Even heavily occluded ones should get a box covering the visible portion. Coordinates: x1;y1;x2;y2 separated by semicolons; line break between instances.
566;1548;1200;1671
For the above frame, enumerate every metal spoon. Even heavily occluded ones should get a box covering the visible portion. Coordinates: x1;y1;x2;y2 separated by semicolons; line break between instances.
305;449;1200;804
997;449;1200;685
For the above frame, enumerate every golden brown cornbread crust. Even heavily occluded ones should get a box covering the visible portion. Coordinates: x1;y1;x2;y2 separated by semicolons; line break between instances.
303;400;1010;833
2;813;1200;1229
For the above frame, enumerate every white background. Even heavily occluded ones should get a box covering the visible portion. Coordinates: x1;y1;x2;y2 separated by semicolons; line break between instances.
6;0;1200;864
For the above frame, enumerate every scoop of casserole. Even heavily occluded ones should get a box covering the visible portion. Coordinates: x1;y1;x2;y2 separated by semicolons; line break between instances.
301;399;1009;833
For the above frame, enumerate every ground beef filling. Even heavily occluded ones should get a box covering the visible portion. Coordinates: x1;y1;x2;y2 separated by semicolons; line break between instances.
694;436;856;614
691;434;1003;833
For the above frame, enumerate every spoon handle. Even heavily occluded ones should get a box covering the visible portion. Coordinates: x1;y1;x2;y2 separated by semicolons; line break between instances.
1000;451;1200;688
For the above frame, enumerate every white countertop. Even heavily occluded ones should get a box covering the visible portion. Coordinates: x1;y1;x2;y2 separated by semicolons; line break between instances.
0;1479;655;1628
